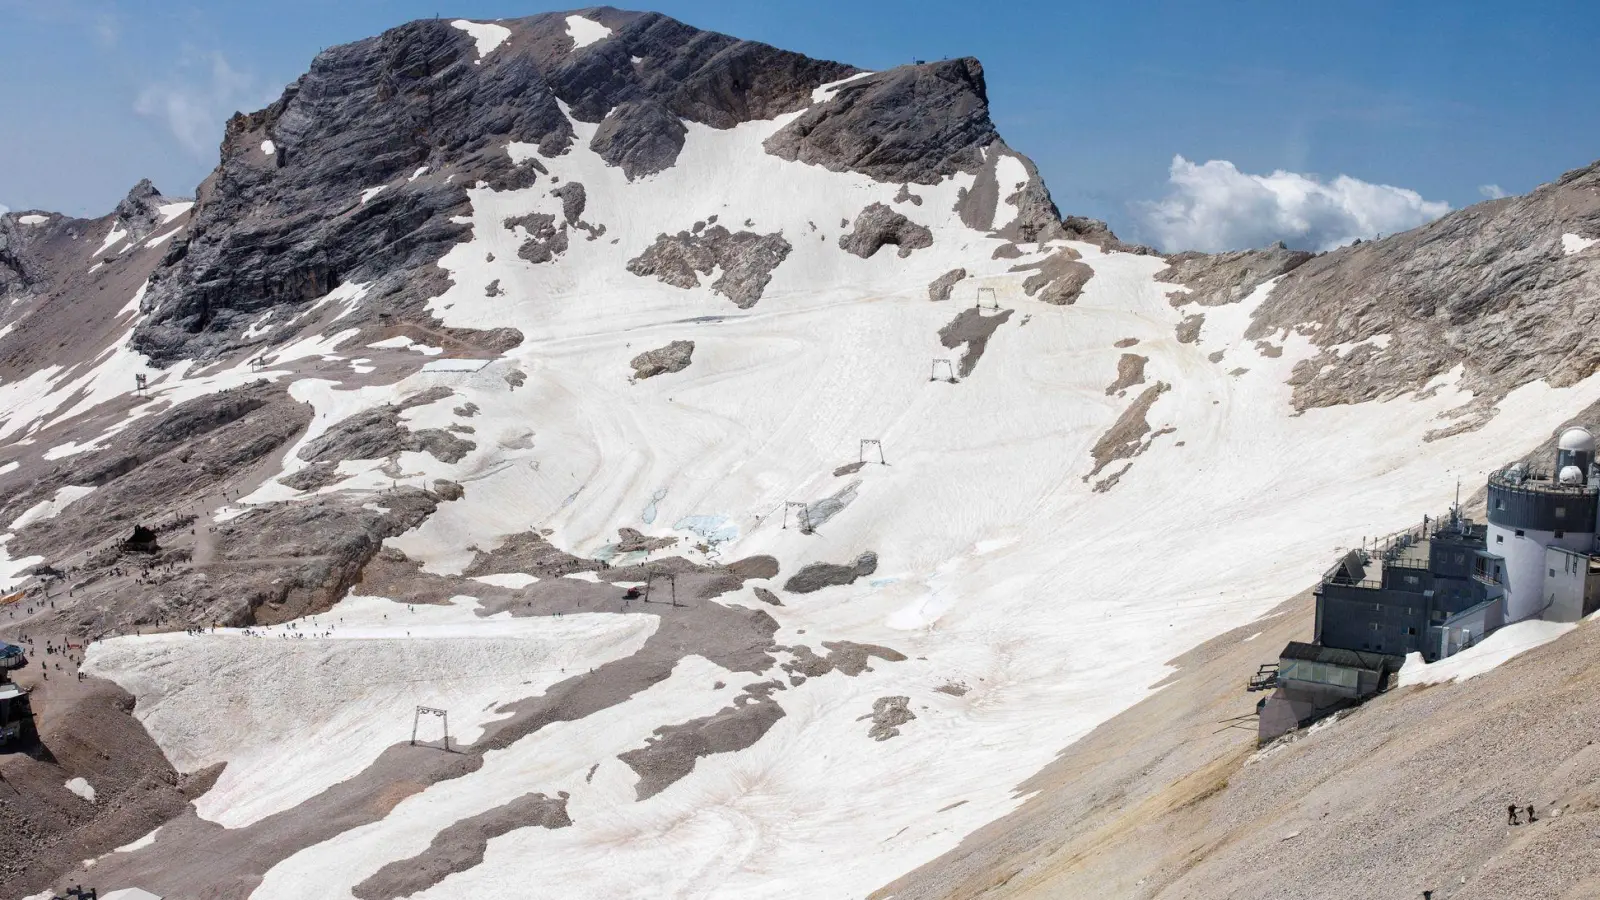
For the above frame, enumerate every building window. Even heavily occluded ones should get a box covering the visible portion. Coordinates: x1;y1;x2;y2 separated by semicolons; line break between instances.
1370;622;1380;631
1407;627;1417;635
1497;535;1504;544
1496;499;1505;510
1556;507;1567;519
1516;530;1525;537
1405;575;1420;585
1551;568;1557;578
1556;531;1565;538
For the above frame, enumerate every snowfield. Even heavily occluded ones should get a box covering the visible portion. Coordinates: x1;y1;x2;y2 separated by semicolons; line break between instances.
39;85;1600;899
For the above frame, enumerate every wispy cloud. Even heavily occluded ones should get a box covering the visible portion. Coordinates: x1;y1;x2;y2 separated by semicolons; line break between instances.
135;51;268;159
1138;155;1451;253
1479;184;1510;200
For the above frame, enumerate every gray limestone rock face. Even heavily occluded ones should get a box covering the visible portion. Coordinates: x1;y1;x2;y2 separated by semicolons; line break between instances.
839;203;933;259
627;226;792;307
1156;246;1314;307
113;179;181;245
550;181;588;224
929;267;968;302
505;212;569;264
125;11;856;364
297;405;475;464
630;340;695;379
783;551;878;594
765;58;997;185
1240;159;1600;413
590;99;688;179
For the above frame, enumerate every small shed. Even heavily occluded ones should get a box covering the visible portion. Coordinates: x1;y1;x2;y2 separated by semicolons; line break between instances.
1258;641;1399;743
121;525;161;554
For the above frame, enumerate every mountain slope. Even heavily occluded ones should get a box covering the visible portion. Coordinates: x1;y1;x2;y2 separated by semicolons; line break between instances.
0;9;1598;900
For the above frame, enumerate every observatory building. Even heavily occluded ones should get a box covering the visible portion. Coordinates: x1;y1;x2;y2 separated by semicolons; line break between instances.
0;639;33;750
1486;427;1600;623
1258;425;1600;742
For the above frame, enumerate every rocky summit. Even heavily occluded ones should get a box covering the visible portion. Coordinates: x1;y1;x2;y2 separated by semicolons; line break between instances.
2;8;1600;900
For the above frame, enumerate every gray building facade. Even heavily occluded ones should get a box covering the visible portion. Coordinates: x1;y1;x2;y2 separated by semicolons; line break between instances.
1314;516;1505;660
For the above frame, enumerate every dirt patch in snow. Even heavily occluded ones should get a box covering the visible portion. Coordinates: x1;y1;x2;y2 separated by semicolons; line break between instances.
618;680;786;800
939;308;1014;377
784;552;878;593
1085;382;1171;491
1105;354;1148;396
352;792;571;900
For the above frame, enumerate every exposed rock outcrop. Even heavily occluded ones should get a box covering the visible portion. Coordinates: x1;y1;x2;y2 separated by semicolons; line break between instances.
630;340;695;379
297;405;475;464
628;226;791;307
1013;248;1094;305
859;696;915;741
939;307;1014;377
128;11;856;363
1157;245;1313;307
766;58;997;185
617;681;786;800
929;267;968;302
838;203;933;259
783;552;878;593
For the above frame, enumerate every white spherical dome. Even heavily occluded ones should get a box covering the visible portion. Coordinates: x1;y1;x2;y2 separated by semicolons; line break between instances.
1559;427;1596;453
1561;465;1586;485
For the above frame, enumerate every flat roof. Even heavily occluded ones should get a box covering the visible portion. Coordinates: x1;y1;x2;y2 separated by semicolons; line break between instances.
1280;641;1400;671
0;682;27;701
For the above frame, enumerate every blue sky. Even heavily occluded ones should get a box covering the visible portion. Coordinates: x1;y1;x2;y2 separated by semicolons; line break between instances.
2;0;1597;251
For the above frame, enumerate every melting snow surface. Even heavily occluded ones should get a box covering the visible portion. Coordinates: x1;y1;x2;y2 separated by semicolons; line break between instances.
471;572;540;589
1399;618;1577;686
95;223;127;255
451;19;513;60
1563;233;1598;255
360;186;386;205
566;14;613;49
85;594;658;829
64;96;1600;899
18;214;48;226
261;139;277;156
64;777;96;802
10;485;96;530
157;201;194;224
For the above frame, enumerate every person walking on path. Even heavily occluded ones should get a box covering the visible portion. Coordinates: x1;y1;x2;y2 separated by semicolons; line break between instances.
1508;804;1521;825
1526;804;1538;824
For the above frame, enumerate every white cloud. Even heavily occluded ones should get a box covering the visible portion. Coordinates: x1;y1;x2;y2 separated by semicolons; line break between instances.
1479;183;1510;200
1138;155;1452;253
135;52;265;159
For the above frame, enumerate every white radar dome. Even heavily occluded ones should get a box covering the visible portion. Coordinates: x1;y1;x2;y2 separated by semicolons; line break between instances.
1559;427;1596;453
1561;465;1586;485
